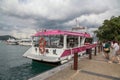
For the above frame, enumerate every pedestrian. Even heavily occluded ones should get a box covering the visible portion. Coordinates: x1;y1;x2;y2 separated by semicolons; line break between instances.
116;42;120;64
102;40;106;56
109;41;120;64
104;41;111;61
102;41;105;51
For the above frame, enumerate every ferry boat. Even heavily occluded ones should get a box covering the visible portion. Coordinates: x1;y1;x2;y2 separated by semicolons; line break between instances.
23;29;95;64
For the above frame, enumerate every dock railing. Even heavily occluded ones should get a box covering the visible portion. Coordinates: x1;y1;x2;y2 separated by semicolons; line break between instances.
73;43;98;70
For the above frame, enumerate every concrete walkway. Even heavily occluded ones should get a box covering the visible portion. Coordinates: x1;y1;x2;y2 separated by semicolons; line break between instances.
45;53;120;80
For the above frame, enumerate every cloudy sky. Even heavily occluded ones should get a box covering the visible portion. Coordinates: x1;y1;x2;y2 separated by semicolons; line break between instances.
0;0;120;38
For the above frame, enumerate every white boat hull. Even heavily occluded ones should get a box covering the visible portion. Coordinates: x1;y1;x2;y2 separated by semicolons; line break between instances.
23;47;62;63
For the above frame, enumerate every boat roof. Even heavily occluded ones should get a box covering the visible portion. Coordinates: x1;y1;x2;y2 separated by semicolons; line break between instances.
33;30;91;37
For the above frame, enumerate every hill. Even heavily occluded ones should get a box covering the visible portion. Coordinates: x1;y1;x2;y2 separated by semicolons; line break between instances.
0;35;17;41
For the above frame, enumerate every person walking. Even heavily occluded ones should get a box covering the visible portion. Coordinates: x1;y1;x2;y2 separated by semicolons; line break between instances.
104;41;111;61
102;40;106;57
109;41;120;64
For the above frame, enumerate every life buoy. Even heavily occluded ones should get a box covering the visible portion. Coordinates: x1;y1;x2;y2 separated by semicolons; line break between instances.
39;37;46;54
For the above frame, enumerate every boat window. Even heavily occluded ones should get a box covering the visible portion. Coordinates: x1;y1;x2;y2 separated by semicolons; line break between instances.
33;36;40;47
67;36;78;48
33;35;64;48
84;38;93;44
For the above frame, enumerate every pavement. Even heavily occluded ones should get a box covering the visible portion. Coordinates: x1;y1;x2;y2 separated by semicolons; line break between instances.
45;52;120;80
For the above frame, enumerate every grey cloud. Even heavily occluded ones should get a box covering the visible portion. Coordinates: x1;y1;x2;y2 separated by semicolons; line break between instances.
0;23;13;31
0;0;120;37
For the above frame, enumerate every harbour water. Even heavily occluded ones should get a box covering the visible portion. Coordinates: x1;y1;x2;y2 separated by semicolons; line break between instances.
0;42;55;80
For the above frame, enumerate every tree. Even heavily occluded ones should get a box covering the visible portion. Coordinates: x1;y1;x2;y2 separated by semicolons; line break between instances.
95;16;120;42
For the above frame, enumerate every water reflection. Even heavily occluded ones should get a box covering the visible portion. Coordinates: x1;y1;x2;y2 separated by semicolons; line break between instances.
0;42;56;80
31;60;57;75
0;61;56;80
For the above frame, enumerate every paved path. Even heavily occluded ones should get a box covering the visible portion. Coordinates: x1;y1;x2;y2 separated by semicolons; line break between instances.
46;53;120;80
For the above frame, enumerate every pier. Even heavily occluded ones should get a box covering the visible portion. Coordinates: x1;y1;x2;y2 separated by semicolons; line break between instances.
29;46;120;80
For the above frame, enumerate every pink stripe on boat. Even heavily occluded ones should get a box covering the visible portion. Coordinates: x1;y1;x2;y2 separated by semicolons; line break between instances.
60;44;97;57
33;30;91;37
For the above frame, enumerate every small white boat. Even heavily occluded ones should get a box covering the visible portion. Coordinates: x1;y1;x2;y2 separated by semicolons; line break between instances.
23;29;96;64
18;38;32;46
7;38;18;45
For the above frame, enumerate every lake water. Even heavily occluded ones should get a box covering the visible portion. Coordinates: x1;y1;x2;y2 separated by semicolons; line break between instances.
0;42;55;80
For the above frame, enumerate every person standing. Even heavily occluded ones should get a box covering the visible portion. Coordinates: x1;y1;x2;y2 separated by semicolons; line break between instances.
102;41;106;56
109;41;120;64
104;41;111;60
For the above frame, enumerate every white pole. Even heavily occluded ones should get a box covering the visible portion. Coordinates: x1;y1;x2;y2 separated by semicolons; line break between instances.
63;35;67;49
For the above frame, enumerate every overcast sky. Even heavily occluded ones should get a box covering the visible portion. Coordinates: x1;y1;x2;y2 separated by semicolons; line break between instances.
0;0;120;38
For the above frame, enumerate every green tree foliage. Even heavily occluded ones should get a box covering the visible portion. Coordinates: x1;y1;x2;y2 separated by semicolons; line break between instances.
95;16;120;42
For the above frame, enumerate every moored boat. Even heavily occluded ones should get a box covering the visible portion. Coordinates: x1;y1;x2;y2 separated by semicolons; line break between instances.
23;29;95;64
7;38;19;45
18;38;32;46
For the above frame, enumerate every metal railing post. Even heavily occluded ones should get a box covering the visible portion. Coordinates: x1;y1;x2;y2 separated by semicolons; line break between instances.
89;49;92;59
74;53;78;70
94;47;97;56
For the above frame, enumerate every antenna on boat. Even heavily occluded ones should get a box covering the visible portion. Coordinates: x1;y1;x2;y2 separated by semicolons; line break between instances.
75;18;79;27
72;19;86;32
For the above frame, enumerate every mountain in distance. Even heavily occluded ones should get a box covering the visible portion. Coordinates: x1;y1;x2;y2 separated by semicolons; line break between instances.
0;35;17;41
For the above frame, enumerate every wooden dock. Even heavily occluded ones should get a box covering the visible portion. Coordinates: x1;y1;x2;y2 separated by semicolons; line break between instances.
29;49;120;80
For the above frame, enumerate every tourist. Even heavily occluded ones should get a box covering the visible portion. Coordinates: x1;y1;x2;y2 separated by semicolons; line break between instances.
109;41;120;64
102;40;106;56
116;42;120;64
104;41;111;61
